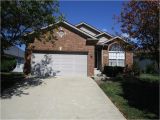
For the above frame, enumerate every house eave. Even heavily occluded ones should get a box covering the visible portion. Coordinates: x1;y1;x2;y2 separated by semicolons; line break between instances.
23;21;98;40
95;32;113;38
100;36;131;45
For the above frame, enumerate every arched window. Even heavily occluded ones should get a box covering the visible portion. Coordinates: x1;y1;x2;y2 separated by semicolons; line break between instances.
109;43;123;51
109;43;125;67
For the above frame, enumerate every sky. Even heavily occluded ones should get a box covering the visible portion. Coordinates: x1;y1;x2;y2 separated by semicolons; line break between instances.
19;1;124;51
59;1;124;35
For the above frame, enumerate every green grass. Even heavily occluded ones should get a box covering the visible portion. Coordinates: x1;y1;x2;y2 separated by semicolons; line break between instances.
139;74;159;83
99;74;159;119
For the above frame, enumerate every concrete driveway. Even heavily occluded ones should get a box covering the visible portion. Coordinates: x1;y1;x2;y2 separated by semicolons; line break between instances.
1;76;126;120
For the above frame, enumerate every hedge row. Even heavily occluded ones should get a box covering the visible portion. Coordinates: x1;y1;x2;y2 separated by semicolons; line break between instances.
103;66;124;77
1;55;17;72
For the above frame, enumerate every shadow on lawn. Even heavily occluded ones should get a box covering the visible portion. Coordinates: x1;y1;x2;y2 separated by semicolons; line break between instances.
1;75;47;99
121;77;159;119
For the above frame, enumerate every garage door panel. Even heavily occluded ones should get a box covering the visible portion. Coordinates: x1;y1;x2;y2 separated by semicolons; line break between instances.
31;53;87;76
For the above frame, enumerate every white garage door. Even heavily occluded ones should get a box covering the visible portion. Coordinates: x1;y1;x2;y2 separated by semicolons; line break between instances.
31;53;87;76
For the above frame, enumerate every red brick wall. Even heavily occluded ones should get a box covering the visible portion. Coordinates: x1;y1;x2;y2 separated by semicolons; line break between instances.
24;26;95;76
102;49;108;69
125;51;133;68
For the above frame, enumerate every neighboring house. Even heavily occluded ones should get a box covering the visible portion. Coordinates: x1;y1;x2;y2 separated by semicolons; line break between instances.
24;21;133;77
4;46;24;72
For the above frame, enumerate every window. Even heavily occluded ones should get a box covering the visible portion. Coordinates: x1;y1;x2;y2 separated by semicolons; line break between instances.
109;43;125;67
109;59;117;66
57;27;65;38
109;43;123;51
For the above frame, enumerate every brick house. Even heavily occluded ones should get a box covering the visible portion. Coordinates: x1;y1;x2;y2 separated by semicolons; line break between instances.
24;21;133;77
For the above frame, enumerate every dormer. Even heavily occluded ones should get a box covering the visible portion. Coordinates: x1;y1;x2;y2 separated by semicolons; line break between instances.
75;22;101;36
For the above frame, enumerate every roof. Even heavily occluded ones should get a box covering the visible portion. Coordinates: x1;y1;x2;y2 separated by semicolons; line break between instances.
4;46;24;58
24;20;130;45
75;22;102;34
98;36;130;45
24;21;98;41
95;32;113;38
61;21;98;40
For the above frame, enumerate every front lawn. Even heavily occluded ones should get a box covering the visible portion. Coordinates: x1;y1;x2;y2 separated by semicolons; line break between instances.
139;74;159;83
99;74;159;119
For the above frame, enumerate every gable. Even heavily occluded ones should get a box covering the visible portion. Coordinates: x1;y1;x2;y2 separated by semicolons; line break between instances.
55;21;99;40
58;22;94;39
79;26;97;36
29;25;97;51
75;22;101;36
108;38;123;44
98;36;109;43
103;37;129;45
97;36;131;47
77;25;100;36
24;21;98;41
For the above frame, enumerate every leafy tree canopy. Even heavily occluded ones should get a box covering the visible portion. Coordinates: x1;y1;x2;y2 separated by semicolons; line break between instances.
117;0;159;66
1;0;63;53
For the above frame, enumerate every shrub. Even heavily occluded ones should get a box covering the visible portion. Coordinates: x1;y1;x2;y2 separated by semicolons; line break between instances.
132;61;141;76
145;63;157;74
103;66;124;77
1;55;17;72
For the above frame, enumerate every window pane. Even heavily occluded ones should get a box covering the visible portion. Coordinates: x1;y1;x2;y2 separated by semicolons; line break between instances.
117;53;125;59
109;43;123;51
109;59;117;66
109;53;117;59
117;59;124;67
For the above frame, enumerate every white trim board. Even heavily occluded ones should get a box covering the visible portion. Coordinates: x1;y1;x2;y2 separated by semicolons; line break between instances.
95;32;113;38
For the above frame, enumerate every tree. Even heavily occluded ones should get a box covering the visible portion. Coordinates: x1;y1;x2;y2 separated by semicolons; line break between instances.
117;1;159;67
1;0;63;54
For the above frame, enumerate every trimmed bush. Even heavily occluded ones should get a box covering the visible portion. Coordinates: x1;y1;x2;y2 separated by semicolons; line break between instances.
103;66;124;77
145;63;157;74
132;61;141;76
1;55;17;72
